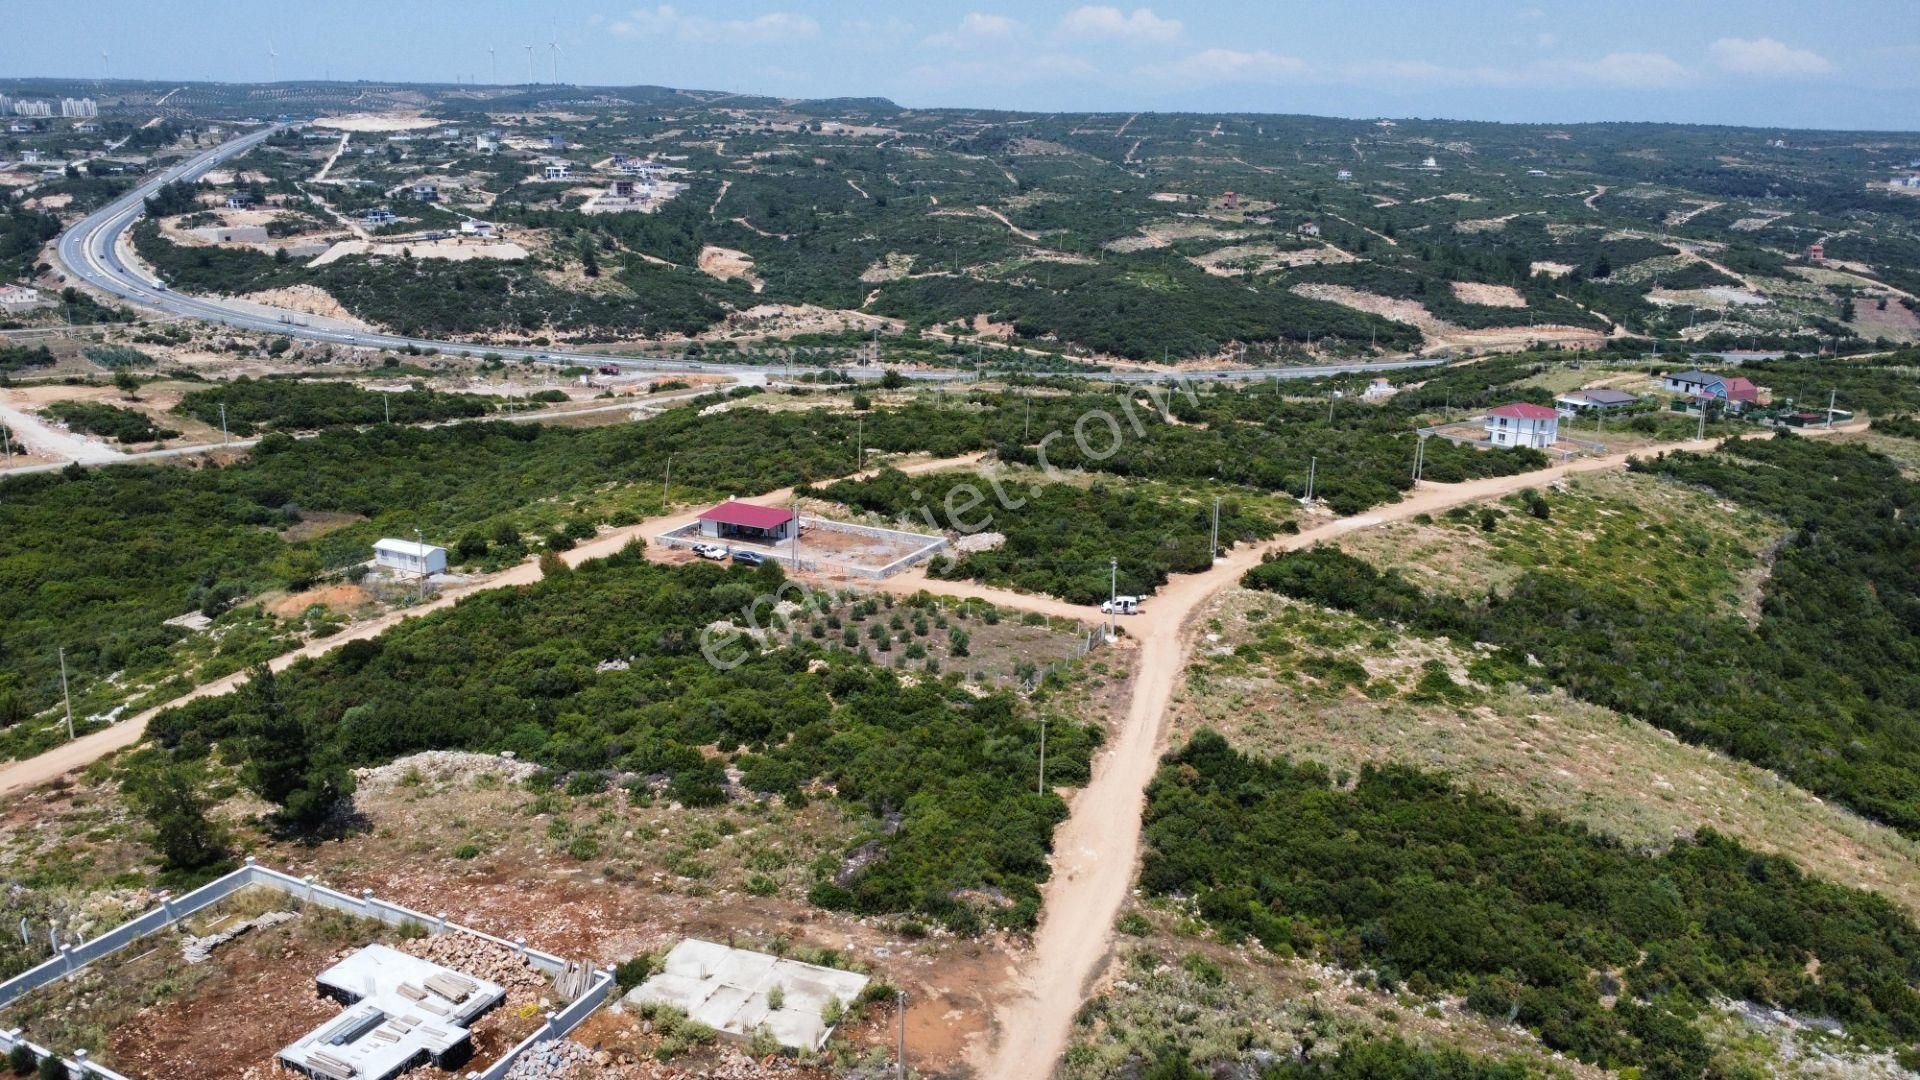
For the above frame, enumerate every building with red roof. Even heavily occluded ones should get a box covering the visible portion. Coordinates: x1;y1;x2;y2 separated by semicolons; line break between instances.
697;500;796;543
1485;402;1560;449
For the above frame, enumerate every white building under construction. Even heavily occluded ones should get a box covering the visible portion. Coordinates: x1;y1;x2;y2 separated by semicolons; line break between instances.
279;945;505;1080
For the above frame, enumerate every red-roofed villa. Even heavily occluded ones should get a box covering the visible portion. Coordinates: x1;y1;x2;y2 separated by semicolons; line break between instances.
1485;402;1560;449
697;500;796;543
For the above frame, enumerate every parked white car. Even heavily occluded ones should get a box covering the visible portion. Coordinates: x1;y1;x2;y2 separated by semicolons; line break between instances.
1100;596;1141;615
692;543;728;560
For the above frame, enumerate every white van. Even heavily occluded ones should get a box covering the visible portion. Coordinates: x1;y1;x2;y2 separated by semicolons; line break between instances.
1100;596;1141;615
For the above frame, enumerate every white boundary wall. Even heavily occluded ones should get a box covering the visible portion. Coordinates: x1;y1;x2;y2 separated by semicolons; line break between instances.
0;859;612;1080
655;514;946;581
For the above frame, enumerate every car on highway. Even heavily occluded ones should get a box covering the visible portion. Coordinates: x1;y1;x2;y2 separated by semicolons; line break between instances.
730;550;767;567
692;543;728;560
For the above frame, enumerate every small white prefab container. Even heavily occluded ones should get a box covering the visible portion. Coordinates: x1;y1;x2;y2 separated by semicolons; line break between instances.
373;538;448;576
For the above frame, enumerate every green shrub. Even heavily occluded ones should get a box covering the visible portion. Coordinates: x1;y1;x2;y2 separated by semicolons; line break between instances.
613;954;656;991
1143;730;1920;1075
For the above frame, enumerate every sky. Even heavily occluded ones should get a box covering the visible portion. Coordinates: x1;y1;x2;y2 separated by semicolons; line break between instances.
10;1;1919;130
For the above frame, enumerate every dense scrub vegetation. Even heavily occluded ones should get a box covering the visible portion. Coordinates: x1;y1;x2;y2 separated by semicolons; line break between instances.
0;201;59;281
0;357;1582;741
150;549;1099;929
1246;434;1920;836
994;365;1553;515
1872;415;1920;441
40;401;178;443
1143;731;1920;1077
131;220;749;341
0;344;55;374
81;345;156;368
1737;351;1920;418
869;258;1423;361
811;467;1276;602
174;377;497;435
0;398;987;751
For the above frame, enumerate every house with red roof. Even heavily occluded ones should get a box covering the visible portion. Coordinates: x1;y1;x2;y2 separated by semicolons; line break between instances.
697;500;796;543
1485;402;1560;449
1687;373;1766;415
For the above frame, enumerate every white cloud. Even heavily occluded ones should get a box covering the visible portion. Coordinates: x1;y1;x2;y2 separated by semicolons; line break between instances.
1709;37;1833;77
610;5;818;45
1138;48;1307;87
1565;51;1693;88
1148;49;1692;92
841;16;916;48
1056;6;1183;45
923;12;1022;49
907;52;1099;90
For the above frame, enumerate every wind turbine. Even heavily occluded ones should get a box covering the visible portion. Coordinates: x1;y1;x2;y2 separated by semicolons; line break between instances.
525;43;535;84
549;36;561;85
101;50;110;84
489;45;497;85
268;40;279;83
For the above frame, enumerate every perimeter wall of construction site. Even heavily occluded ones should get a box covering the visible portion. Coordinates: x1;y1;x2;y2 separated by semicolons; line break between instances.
0;859;611;1080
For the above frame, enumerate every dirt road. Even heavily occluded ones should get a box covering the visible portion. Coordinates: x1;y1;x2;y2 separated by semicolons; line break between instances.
969;428;1859;1080
0;401;124;464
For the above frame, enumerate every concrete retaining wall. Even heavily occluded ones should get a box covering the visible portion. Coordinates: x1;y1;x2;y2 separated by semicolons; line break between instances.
0;860;612;1080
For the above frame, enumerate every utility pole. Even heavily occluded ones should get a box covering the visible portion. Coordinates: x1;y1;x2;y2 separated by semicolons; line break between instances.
856;416;863;470
662;452;673;508
1696;400;1706;441
1107;557;1117;640
416;527;428;600
1827;387;1836;429
1210;496;1220;561
2;423;11;466
790;491;800;568
1038;717;1047;797
219;403;228;446
896;989;908;1080
1023;392;1032;441
1304;456;1317;503
58;646;74;741
1328;394;1336;423
1412;433;1426;483
383;390;391;424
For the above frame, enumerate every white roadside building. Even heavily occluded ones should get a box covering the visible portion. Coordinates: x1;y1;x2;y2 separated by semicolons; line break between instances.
373;539;447;576
1485;402;1559;449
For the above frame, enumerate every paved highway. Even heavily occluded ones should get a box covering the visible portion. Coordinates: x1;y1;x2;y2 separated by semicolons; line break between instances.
56;124;1446;386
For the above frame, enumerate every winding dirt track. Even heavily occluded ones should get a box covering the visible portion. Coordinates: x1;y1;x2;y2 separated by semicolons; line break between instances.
970;426;1861;1080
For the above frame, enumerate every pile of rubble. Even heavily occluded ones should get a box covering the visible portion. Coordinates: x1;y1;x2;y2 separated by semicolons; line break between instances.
180;909;298;964
504;1039;597;1079
400;932;551;999
356;750;541;790
503;1041;817;1079
952;531;1005;553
